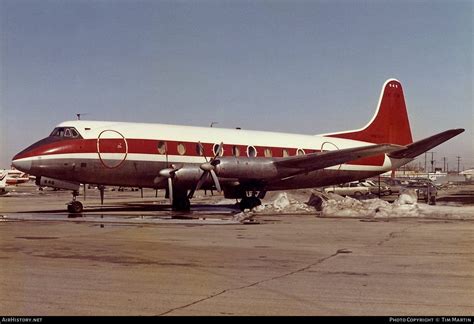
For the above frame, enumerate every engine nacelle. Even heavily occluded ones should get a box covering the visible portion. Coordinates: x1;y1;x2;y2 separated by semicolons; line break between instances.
36;176;80;191
215;157;279;179
171;167;206;187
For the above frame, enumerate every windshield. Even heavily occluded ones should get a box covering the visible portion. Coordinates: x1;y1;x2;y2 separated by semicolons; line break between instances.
50;127;81;139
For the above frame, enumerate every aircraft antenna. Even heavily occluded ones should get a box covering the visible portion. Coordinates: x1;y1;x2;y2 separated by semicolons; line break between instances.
76;113;89;120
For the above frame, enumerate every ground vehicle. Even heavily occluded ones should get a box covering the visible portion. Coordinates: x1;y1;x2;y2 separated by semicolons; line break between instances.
324;182;370;197
359;180;392;196
406;179;437;204
379;178;406;195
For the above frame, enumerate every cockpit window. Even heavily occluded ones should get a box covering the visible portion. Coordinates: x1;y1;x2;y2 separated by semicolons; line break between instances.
70;128;79;137
50;127;82;138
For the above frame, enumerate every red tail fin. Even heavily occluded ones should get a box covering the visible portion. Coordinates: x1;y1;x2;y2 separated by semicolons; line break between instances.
326;79;413;145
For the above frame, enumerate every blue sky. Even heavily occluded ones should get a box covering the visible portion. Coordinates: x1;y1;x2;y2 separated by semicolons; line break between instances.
1;0;472;170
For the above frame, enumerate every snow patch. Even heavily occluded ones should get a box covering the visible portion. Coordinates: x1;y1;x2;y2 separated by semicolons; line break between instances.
322;189;474;220
232;189;474;221
396;189;418;205
252;192;315;214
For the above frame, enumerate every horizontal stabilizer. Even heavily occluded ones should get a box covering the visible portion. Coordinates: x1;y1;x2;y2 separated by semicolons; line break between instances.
274;143;403;172
388;129;465;159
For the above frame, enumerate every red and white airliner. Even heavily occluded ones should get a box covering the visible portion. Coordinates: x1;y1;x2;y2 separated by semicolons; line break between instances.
11;79;463;212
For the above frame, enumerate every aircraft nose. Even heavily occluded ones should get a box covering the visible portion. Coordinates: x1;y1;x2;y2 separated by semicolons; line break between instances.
12;157;32;172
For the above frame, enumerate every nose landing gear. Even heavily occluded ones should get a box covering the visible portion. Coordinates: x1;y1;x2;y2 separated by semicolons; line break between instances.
67;190;83;213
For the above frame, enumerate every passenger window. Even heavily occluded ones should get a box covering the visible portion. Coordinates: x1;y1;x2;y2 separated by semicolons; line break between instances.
296;149;305;156
264;148;272;157
177;143;186;155
157;141;167;154
64;129;72;137
282;149;289;157
213;143;223;156
247;146;257;157
232;145;240;157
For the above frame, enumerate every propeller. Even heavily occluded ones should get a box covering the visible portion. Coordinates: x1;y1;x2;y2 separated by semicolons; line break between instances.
156;141;181;206
159;165;181;206
188;142;222;199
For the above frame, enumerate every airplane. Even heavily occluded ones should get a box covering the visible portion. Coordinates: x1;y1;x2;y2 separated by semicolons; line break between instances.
0;168;31;186
11;79;464;213
0;171;9;195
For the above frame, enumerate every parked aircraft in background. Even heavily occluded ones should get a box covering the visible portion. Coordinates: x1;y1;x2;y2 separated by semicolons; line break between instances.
11;79;464;212
0;169;31;186
0;171;9;195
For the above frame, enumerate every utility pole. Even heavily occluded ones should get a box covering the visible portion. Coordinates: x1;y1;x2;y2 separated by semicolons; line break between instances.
457;156;461;174
424;153;427;173
425;151;435;174
430;152;435;173
443;157;446;173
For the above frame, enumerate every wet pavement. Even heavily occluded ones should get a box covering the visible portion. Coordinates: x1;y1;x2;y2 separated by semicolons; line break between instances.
0;184;473;315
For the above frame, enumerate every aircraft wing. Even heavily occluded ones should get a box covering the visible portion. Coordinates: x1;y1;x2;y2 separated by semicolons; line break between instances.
388;129;464;159
273;144;403;172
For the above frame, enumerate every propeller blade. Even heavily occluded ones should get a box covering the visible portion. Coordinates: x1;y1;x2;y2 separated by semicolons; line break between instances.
195;172;209;192
167;177;173;205
188;171;208;199
165;141;170;167
210;169;222;192
198;141;209;163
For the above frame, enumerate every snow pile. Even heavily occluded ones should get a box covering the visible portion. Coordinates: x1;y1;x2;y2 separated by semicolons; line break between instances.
253;192;315;214
322;189;474;220
231;192;317;221
322;189;422;218
232;212;253;222
322;196;392;218
396;189;418;205
230;189;474;222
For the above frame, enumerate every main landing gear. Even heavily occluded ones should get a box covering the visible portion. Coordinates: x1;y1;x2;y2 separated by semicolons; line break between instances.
172;190;191;211
67;190;83;213
239;195;262;211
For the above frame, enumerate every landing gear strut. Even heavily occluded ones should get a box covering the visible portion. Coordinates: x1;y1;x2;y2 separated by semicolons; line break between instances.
67;190;83;213
172;190;191;211
239;194;262;211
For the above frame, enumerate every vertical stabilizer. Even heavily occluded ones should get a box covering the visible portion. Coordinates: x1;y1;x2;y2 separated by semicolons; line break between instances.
325;79;413;145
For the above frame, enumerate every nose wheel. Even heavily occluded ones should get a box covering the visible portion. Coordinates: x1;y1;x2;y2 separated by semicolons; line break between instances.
67;190;83;213
67;201;83;213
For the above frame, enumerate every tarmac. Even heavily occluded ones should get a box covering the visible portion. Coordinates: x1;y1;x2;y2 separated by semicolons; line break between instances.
0;184;473;316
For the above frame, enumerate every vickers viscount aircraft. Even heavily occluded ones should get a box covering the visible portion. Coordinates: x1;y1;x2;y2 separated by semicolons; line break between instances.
12;79;464;213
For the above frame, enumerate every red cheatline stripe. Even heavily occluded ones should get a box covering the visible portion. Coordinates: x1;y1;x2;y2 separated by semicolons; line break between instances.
13;138;385;166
